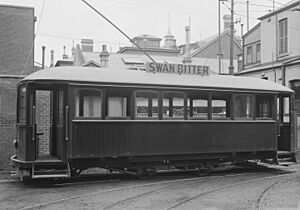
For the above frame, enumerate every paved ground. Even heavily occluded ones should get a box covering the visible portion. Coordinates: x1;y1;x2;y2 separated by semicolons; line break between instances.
0;168;16;182
1;163;300;210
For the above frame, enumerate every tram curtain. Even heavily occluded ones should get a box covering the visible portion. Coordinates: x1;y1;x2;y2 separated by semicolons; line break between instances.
107;97;127;117
76;90;101;118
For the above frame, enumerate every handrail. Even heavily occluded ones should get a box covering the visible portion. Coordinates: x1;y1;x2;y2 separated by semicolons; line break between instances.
65;106;69;141
32;105;36;141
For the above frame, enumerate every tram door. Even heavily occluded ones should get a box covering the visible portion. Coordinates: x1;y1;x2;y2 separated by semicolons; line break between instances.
278;96;291;151
31;87;66;161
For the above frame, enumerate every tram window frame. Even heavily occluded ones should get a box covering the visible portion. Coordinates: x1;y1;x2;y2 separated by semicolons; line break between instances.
75;88;102;119
256;95;274;120
211;93;231;120
106;88;131;119
135;91;159;119
17;85;27;123
162;92;185;120
187;92;209;120
283;96;290;123
234;94;253;120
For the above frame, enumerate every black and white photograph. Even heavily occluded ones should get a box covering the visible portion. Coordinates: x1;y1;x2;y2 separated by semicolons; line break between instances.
0;0;300;209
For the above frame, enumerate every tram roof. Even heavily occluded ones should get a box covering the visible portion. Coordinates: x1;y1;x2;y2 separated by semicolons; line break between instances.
22;66;293;93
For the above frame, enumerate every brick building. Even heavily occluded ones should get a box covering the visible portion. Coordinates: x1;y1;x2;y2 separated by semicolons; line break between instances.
0;5;35;171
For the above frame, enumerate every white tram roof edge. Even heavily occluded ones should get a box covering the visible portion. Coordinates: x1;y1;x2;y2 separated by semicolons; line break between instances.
22;66;293;93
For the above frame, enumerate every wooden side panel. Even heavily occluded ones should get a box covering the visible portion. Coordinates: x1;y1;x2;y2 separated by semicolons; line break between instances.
25;126;35;160
72;121;276;158
16;125;26;161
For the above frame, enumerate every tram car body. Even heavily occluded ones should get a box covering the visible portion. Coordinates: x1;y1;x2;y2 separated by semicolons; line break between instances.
11;66;296;179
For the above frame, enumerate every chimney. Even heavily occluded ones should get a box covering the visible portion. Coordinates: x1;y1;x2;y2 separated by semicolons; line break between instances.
81;39;94;52
183;18;192;64
62;46;68;59
223;14;231;31
99;45;110;67
50;50;54;67
42;46;46;69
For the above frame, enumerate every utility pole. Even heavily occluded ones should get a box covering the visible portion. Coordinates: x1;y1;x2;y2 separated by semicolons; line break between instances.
183;17;192;64
246;0;249;32
218;0;221;74
229;0;234;75
241;23;244;38
218;0;228;74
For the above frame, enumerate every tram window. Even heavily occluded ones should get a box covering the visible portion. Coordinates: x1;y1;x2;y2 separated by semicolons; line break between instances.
106;88;130;119
18;86;26;123
163;92;184;119
283;97;290;123
108;97;127;117
135;91;158;119
76;89;101;118
234;95;253;119
256;95;273;119
187;94;208;119
56;91;64;125
212;94;231;120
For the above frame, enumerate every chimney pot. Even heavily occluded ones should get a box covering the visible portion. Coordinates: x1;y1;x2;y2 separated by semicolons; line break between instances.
62;46;68;59
223;14;231;31
42;46;46;69
100;45;110;67
50;50;54;67
81;39;94;52
102;44;107;52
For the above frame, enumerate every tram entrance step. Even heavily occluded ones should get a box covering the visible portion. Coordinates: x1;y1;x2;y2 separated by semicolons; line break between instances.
276;151;296;166
32;162;70;179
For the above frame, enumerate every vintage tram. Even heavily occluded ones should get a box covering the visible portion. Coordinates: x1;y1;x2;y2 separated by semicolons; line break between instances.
11;65;296;179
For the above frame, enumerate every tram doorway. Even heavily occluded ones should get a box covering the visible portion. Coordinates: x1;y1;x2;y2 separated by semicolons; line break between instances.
278;96;291;151
32;87;66;161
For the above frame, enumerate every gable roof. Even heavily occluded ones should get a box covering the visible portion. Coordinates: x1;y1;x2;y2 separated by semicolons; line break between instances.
191;29;242;57
259;0;299;20
243;23;260;39
82;60;101;67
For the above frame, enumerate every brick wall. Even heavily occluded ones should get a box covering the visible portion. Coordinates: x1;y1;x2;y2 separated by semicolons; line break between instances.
0;5;34;75
0;77;20;170
36;90;52;156
0;5;34;171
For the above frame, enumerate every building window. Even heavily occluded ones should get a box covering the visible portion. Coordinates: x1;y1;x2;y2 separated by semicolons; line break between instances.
279;18;288;55
162;92;184;119
256;43;261;62
135;91;159;119
234;95;253;119
76;89;101;118
246;46;253;64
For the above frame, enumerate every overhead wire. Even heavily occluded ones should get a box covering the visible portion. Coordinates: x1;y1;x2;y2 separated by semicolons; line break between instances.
222;2;300;31
19;0;46;79
37;33;128;46
235;1;277;8
266;0;288;6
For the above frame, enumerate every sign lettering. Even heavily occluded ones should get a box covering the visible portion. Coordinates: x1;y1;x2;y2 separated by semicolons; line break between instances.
146;62;209;76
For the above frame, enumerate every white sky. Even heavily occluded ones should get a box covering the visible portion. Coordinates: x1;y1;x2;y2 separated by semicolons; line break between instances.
0;0;293;66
